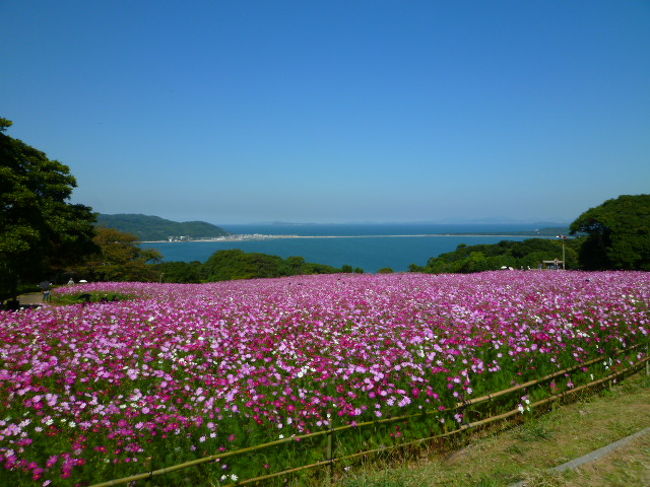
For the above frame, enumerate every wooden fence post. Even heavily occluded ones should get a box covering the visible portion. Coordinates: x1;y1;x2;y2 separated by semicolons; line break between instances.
326;426;334;484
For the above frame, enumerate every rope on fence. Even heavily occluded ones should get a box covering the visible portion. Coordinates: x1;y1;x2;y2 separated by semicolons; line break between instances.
89;344;648;487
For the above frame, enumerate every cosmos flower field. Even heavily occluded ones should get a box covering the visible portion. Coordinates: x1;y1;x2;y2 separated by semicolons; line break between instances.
1;271;648;486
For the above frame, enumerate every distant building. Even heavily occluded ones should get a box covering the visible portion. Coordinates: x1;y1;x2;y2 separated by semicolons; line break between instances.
541;259;563;270
167;235;192;242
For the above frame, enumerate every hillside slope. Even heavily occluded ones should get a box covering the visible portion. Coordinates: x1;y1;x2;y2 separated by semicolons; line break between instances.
97;213;229;241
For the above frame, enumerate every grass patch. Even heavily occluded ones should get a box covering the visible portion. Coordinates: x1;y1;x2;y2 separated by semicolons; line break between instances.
340;474;411;487
515;421;552;442
50;290;135;305
516;471;565;487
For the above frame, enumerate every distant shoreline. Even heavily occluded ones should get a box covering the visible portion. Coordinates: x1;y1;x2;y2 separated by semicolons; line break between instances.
141;233;559;244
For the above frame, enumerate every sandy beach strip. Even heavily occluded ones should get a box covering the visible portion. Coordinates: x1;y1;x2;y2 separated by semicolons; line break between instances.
141;233;552;243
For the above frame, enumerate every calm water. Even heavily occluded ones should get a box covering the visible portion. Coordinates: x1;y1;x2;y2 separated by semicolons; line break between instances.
141;223;552;272
221;223;545;236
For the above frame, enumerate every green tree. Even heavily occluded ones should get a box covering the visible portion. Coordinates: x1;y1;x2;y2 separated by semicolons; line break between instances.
199;249;354;282
1;119;97;300
377;267;394;274
73;227;162;281
458;251;490;273
0;118;13;132
570;194;650;270
203;249;285;281
284;256;307;274
154;261;204;283
412;238;578;274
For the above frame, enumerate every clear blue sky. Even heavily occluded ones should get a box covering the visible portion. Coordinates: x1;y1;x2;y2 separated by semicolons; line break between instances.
2;1;649;224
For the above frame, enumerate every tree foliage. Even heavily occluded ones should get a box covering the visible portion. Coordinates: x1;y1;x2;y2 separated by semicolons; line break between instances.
0;120;97;299
410;238;579;274
155;261;205;283
202;249;348;281
153;249;360;283
569;194;650;270
71;227;162;282
0;118;13;133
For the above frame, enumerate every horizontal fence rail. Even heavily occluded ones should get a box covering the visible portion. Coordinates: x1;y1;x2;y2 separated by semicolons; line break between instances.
90;344;649;487
462;342;643;408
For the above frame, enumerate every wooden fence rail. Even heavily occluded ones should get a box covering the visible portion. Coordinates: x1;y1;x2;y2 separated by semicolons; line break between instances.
90;344;648;487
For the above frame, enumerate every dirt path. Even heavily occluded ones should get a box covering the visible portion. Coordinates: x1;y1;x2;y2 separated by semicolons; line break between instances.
17;292;45;306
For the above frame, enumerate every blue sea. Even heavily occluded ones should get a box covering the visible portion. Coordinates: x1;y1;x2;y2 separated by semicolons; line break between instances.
141;223;558;273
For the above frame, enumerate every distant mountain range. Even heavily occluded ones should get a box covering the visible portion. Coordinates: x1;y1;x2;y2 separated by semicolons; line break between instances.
96;214;229;241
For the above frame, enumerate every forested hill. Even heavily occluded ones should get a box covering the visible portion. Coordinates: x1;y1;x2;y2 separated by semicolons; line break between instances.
96;214;230;241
